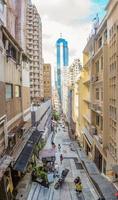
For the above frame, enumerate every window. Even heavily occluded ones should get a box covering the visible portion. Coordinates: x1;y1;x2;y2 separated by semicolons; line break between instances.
98;37;102;48
15;86;21;97
96;114;100;126
96;60;99;73
101;87;103;101
101;117;103;131
104;30;107;41
96;88;99;100
101;56;103;70
6;84;13;99
0;0;4;13
9;44;16;60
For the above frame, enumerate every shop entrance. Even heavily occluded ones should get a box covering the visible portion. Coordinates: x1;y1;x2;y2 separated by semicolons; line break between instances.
94;146;102;173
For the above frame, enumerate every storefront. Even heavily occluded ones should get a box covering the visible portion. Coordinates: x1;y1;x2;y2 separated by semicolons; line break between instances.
94;146;103;172
82;127;93;158
0;156;13;200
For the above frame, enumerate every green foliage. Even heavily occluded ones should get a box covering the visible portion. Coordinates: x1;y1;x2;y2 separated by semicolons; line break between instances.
53;111;60;121
37;140;46;151
33;166;47;181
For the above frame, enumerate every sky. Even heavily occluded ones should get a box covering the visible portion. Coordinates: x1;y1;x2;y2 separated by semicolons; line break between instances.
32;0;109;71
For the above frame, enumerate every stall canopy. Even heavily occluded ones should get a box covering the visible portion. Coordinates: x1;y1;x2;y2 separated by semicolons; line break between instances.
13;130;43;172
40;149;56;162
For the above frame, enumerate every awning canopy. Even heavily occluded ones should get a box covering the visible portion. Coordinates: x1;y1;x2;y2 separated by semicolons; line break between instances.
13;130;43;172
112;165;118;175
83;127;93;145
40;149;55;159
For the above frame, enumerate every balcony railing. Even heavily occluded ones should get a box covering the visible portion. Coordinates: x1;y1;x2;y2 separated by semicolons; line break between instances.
91;73;103;83
91;103;103;114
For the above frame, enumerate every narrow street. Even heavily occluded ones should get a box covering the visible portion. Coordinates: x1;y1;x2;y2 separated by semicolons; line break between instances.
27;122;99;200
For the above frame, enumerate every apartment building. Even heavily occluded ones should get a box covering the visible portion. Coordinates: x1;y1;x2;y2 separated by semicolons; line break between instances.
26;1;44;104
43;63;52;100
0;0;31;198
106;0;118;179
62;66;69;118
77;0;118;181
67;59;82;138
52;88;61;114
88;19;107;174
90;0;118;178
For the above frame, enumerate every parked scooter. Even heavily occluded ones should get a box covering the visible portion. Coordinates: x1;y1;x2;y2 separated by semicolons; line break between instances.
54;168;69;189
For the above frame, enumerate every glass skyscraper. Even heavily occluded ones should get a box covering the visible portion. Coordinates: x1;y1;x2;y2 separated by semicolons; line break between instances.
56;37;69;101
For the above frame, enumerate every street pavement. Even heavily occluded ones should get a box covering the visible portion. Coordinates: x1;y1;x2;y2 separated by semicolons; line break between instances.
27;123;99;200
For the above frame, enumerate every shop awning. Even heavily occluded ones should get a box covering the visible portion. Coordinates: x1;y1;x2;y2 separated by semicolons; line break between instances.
40;149;55;159
112;165;118;175
13;130;43;172
83;127;93;145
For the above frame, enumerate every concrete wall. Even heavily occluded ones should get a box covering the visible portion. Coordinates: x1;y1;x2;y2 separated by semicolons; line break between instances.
31;100;51;125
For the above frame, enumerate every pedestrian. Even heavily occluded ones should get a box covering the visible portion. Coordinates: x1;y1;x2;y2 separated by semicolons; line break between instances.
74;176;80;184
58;144;61;151
75;181;83;193
60;154;63;164
54;163;59;178
51;141;56;148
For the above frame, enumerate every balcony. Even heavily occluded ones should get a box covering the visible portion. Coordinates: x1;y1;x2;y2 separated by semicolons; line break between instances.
33;68;39;73
94;44;103;59
83;97;91;104
91;103;103;114
83;79;90;85
91;73;103;83
83;113;91;124
34;76;39;79
94;134;103;146
83;57;91;69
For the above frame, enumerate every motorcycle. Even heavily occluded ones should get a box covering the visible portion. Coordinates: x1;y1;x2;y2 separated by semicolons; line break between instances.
54;168;69;189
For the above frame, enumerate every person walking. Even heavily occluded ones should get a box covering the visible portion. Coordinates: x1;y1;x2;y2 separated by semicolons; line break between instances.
51;141;56;148
60;154;63;164
58;144;61;151
75;181;83;193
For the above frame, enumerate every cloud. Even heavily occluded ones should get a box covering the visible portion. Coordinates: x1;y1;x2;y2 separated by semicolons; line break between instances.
32;0;108;84
32;0;92;26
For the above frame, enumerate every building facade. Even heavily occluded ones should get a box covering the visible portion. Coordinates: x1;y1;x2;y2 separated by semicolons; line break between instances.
52;88;61;114
66;59;82;137
0;0;31;198
26;1;43;104
75;0;118;183
43;63;52;100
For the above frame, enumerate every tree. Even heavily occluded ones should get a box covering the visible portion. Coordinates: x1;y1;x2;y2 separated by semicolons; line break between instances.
53;111;60;121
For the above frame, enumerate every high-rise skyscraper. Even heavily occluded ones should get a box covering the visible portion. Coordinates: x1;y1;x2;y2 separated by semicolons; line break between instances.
43;63;52;100
26;0;44;104
56;37;69;101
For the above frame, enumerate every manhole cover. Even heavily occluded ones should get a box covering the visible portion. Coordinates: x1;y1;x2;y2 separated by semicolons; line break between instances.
75;162;84;170
73;158;84;169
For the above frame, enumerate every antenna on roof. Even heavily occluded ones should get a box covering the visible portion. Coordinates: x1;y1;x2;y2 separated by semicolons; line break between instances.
60;33;62;38
93;13;99;34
